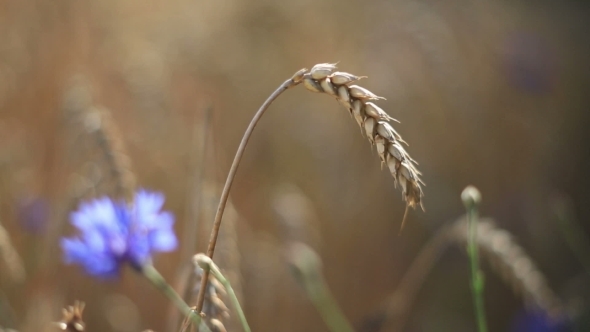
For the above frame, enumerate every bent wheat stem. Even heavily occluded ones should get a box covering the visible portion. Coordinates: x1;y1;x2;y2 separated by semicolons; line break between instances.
195;68;307;314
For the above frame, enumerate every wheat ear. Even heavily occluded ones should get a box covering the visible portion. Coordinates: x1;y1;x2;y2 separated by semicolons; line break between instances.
180;264;229;332
302;63;424;213
194;254;250;332
449;218;564;319
84;106;136;202
359;217;564;332
63;78;136;202
196;64;424;313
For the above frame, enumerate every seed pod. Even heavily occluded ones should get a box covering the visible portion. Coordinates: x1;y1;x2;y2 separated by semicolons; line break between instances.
310;63;338;80
303;77;323;93
329;71;366;85
365;102;399;122
364;117;377;144
348;85;386;100
319;78;337;96
337;85;352;109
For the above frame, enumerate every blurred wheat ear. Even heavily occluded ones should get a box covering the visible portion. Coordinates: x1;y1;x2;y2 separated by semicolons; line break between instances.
63;77;136;203
359;217;565;332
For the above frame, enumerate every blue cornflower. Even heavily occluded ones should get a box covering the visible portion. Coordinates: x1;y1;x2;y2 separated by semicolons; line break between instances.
510;310;572;332
61;190;178;279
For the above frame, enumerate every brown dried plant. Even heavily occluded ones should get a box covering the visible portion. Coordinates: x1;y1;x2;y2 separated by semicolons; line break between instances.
302;63;424;215
54;301;85;332
359;217;564;332
181;266;229;332
195;65;424;315
63;79;136;202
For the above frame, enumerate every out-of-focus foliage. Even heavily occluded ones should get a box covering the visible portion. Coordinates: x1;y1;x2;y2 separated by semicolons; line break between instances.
0;0;589;331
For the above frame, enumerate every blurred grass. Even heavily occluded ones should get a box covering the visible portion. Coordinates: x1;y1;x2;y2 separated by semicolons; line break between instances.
0;0;589;331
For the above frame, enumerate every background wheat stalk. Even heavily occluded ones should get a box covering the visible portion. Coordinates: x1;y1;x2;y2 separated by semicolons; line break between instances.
360;217;565;332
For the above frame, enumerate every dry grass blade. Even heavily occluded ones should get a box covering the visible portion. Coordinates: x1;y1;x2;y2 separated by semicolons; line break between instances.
303;64;424;213
63;78;137;202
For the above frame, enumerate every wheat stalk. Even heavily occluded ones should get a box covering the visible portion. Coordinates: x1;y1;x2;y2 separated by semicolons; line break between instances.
449;218;564;319
196;64;424;313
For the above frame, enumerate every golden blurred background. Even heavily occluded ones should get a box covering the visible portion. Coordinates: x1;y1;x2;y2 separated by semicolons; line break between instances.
1;0;590;331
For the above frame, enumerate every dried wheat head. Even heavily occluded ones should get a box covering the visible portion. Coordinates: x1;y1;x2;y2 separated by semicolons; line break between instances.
302;64;424;212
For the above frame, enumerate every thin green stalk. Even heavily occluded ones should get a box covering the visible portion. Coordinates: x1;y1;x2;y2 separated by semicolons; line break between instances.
552;196;590;276
286;242;354;332
141;264;211;332
194;254;251;332
461;186;488;332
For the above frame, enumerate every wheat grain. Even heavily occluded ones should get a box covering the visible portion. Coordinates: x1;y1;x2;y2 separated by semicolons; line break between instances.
302;64;423;210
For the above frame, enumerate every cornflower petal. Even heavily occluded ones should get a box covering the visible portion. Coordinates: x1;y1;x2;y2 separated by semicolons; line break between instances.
61;189;178;279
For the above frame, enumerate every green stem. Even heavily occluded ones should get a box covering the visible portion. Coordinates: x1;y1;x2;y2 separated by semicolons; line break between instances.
141;264;211;332
462;186;488;332
553;197;590;276
286;243;354;332
308;277;355;332
194;254;251;332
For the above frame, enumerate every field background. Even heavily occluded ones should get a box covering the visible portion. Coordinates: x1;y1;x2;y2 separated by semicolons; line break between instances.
1;0;590;331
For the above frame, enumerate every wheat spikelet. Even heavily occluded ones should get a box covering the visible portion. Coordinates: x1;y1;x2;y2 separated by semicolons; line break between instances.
449;218;564;319
186;266;229;331
302;64;424;212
